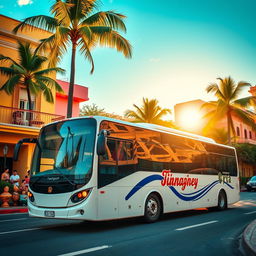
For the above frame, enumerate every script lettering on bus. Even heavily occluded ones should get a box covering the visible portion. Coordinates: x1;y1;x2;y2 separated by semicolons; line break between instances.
161;170;198;190
218;172;231;184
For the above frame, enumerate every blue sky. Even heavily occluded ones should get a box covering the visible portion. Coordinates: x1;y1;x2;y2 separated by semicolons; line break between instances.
1;0;256;118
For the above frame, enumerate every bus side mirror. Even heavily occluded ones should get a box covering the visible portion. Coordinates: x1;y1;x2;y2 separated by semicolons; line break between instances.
97;130;109;155
13;138;38;161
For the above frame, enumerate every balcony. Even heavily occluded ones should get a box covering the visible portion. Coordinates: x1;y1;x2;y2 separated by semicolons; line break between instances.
0;105;65;128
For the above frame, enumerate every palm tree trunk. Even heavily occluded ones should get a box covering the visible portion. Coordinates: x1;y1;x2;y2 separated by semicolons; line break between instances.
227;111;231;145
26;84;33;126
67;42;77;118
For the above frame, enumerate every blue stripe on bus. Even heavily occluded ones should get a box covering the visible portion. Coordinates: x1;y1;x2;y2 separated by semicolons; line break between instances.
125;175;234;201
125;174;163;200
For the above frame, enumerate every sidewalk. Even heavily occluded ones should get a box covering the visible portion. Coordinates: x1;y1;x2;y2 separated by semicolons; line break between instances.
0;206;28;214
242;220;256;256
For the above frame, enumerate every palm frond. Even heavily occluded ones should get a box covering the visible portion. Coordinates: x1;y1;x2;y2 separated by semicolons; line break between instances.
50;0;72;26
231;81;251;100
35;75;64;93
13;15;58;33
79;33;95;73
30;55;48;71
91;28;132;58
82;11;127;32
0;75;22;94
17;41;32;70
34;67;66;76
27;79;40;95
0;67;18;77
69;0;98;21
232;107;256;130
233;96;256;108
36;79;54;103
0;55;19;66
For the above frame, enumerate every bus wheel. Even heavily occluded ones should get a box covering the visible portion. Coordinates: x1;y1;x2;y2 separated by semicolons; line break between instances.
217;190;227;210
144;193;161;223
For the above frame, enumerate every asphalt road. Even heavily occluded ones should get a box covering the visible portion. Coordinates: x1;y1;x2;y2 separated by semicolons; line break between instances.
0;192;255;256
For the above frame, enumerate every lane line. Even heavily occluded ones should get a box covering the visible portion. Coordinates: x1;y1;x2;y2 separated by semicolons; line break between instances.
176;220;218;231
244;211;256;215
0;218;28;223
58;245;111;256
0;227;41;235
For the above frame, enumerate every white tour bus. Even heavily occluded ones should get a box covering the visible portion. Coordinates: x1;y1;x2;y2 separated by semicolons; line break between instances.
14;116;240;222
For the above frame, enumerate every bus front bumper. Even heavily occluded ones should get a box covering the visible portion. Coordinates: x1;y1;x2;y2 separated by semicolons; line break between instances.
28;202;94;220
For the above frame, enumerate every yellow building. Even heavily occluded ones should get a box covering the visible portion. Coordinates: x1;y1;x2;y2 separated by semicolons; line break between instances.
0;14;63;179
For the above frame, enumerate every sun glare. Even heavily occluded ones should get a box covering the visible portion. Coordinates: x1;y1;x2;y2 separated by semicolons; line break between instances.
179;109;202;131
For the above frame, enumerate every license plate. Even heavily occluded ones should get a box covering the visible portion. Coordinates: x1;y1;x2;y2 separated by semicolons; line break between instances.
44;210;55;217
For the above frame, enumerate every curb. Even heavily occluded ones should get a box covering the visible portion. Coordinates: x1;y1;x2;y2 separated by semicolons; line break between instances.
0;207;28;214
242;220;256;256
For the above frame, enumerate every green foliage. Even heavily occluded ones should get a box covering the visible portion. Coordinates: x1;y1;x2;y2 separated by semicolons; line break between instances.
0;41;64;112
233;143;256;164
0;180;13;194
203;76;256;144
124;98;173;126
13;0;132;117
80;103;126;121
80;103;105;116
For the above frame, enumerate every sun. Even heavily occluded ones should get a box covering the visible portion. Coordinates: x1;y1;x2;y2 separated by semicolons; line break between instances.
178;109;202;131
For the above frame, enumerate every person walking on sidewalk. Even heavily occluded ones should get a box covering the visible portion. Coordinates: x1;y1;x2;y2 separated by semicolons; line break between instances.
10;170;20;187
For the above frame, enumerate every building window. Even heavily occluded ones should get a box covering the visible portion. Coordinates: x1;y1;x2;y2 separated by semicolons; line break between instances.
244;129;248;139
249;131;252;139
19;89;35;125
236;127;240;136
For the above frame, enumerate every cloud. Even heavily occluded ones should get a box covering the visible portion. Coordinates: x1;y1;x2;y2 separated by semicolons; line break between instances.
17;0;33;6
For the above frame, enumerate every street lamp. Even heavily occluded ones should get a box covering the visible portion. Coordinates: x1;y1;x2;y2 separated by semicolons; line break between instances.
3;144;8;170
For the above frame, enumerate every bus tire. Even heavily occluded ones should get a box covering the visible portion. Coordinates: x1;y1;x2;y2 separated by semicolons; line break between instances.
217;190;227;210
144;193;161;223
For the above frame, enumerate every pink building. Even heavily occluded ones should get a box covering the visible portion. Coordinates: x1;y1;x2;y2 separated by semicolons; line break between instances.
55;80;89;117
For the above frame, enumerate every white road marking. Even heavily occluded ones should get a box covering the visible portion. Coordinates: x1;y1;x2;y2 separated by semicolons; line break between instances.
244;211;256;215
176;220;218;231
58;245;111;256
0;227;41;235
0;218;28;223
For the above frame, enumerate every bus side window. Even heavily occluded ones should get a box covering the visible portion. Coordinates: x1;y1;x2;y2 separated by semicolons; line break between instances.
117;141;136;177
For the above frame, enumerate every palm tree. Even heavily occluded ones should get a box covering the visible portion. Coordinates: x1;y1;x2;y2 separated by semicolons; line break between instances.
203;76;256;144
0;41;64;124
80;103;105;116
124;98;172;125
13;0;132;118
204;128;229;145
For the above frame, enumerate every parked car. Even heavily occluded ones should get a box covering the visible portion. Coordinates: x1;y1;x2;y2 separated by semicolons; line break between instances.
246;176;256;191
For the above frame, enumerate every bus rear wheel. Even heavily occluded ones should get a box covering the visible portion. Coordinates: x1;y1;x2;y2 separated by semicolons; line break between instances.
217;190;227;210
144;193;161;223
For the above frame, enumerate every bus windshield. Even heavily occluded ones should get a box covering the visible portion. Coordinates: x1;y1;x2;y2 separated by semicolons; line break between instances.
31;118;96;188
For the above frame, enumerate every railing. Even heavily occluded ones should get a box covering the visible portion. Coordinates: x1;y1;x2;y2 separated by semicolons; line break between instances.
0;105;65;128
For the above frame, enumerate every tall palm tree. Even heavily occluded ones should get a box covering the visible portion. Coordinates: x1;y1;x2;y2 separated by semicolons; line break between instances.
203;76;256;144
125;98;172;125
0;41;64;124
13;0;132;118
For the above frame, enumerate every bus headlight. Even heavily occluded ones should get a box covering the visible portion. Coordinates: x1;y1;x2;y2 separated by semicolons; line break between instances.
28;191;35;202
70;188;91;204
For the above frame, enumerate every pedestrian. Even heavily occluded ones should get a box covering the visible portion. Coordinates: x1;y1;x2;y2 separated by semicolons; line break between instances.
1;168;10;182
10;170;20;187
